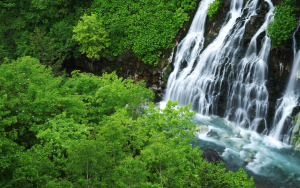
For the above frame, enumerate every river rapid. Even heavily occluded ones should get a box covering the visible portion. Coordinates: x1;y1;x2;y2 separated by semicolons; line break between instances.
158;101;300;188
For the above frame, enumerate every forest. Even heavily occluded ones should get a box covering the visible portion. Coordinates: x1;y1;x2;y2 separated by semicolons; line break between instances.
0;56;255;187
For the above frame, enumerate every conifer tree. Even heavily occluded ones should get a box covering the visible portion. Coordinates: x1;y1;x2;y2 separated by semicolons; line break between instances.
27;27;65;76
0;45;8;65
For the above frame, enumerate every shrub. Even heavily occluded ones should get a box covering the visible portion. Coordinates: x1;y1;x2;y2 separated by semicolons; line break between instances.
90;0;198;65
207;0;223;21
267;1;298;46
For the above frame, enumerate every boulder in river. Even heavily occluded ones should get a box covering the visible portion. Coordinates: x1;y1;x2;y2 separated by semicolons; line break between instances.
201;148;220;164
207;129;220;139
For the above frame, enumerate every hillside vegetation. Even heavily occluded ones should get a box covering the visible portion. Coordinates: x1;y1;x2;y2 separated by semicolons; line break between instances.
0;57;255;187
1;0;201;66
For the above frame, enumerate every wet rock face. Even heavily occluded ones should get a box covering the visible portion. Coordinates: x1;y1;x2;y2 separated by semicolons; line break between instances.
61;47;174;102
201;148;220;164
266;43;294;129
266;26;300;130
203;0;231;49
244;0;269;45
207;129;220;139
244;15;265;45
271;0;285;6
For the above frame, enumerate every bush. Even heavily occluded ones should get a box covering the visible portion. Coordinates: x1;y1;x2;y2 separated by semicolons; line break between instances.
90;0;199;65
207;0;223;21
267;1;298;46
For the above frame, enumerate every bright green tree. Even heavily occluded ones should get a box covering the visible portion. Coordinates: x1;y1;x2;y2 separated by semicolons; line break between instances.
0;56;88;185
13;112;88;187
73;13;111;60
60;70;154;126
267;1;298;46
66;138;113;187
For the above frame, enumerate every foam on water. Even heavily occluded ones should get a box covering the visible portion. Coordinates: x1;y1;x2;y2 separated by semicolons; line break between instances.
192;114;300;187
154;100;300;186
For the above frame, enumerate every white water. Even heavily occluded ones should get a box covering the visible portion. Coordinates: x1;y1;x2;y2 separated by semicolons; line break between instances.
225;0;274;132
164;0;214;114
192;114;300;187
164;0;265;117
270;22;300;141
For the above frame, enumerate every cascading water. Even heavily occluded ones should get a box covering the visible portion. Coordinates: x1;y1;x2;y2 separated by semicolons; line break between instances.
269;21;300;142
225;1;274;133
163;0;214;114
164;0;262;116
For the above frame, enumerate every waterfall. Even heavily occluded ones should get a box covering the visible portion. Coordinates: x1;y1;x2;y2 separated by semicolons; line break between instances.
269;21;300;142
163;0;214;113
164;0;262;116
225;0;274;132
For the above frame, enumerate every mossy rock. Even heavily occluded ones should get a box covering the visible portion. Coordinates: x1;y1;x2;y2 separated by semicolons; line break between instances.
291;112;300;147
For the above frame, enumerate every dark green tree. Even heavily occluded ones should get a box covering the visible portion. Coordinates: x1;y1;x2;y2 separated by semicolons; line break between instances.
27;27;65;76
0;45;8;65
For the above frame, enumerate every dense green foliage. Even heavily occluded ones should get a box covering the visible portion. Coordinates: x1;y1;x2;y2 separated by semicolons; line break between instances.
207;0;223;21
88;0;199;65
267;0;299;46
73;13;110;60
0;0;88;59
1;0;200;66
0;46;8;65
291;112;300;149
0;57;255;187
28;27;65;76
